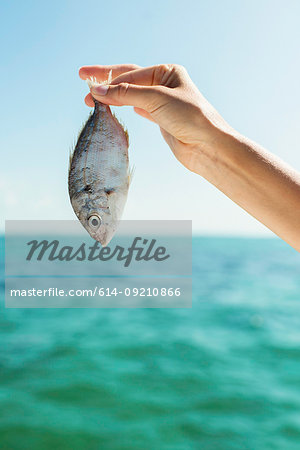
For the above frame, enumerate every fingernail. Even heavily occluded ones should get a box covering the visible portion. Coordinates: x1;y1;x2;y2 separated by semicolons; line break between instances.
91;85;109;96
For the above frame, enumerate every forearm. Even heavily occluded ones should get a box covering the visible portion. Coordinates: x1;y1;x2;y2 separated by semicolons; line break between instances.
194;129;300;251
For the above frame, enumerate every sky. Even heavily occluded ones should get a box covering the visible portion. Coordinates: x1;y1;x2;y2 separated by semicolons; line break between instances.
1;0;300;236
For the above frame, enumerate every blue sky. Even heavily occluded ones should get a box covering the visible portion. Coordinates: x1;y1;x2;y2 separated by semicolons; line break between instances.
1;0;300;235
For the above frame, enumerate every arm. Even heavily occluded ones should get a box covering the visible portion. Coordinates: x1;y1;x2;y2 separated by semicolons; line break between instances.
194;130;300;251
79;63;300;252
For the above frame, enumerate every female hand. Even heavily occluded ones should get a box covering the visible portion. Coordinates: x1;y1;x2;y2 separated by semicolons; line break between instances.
79;64;229;174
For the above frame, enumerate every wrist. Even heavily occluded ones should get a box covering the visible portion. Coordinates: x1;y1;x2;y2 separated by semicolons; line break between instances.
191;122;240;178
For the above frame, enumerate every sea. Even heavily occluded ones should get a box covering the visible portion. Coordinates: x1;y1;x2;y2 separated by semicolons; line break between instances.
1;236;300;449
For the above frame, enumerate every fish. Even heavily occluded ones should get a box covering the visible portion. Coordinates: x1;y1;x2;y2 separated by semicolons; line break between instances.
68;74;131;246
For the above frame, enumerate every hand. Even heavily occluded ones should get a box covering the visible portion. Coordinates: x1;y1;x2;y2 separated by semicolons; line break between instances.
79;64;231;174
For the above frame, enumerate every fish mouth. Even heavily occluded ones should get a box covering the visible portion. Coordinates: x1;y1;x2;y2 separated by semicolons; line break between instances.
87;224;115;247
97;237;111;247
93;222;118;247
94;232;113;247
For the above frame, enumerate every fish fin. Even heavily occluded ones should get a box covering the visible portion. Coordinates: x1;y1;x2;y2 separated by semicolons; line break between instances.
77;112;93;140
128;165;135;186
86;69;113;89
68;111;93;173
107;69;113;84
69;148;73;172
68;138;77;172
123;126;129;147
111;112;129;147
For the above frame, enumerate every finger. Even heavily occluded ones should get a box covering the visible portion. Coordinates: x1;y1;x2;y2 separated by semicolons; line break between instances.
79;64;141;82
84;93;95;107
90;83;166;110
85;91;155;122
133;107;155;122
111;64;183;88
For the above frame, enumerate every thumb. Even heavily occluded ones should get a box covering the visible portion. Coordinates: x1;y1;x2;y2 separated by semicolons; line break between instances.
90;83;164;111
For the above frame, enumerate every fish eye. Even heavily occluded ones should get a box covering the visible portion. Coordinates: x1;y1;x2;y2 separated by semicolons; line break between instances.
88;215;102;228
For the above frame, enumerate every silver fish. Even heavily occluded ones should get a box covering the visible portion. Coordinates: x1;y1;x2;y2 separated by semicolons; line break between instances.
68;93;131;246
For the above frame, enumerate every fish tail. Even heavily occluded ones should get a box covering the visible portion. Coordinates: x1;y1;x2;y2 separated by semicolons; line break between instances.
86;69;112;89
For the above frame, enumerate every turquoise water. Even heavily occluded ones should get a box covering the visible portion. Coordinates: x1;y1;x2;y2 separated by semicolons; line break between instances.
1;237;300;449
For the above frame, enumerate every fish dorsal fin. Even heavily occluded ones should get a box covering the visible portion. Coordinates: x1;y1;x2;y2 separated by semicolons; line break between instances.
128;165;135;186
68;111;93;173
